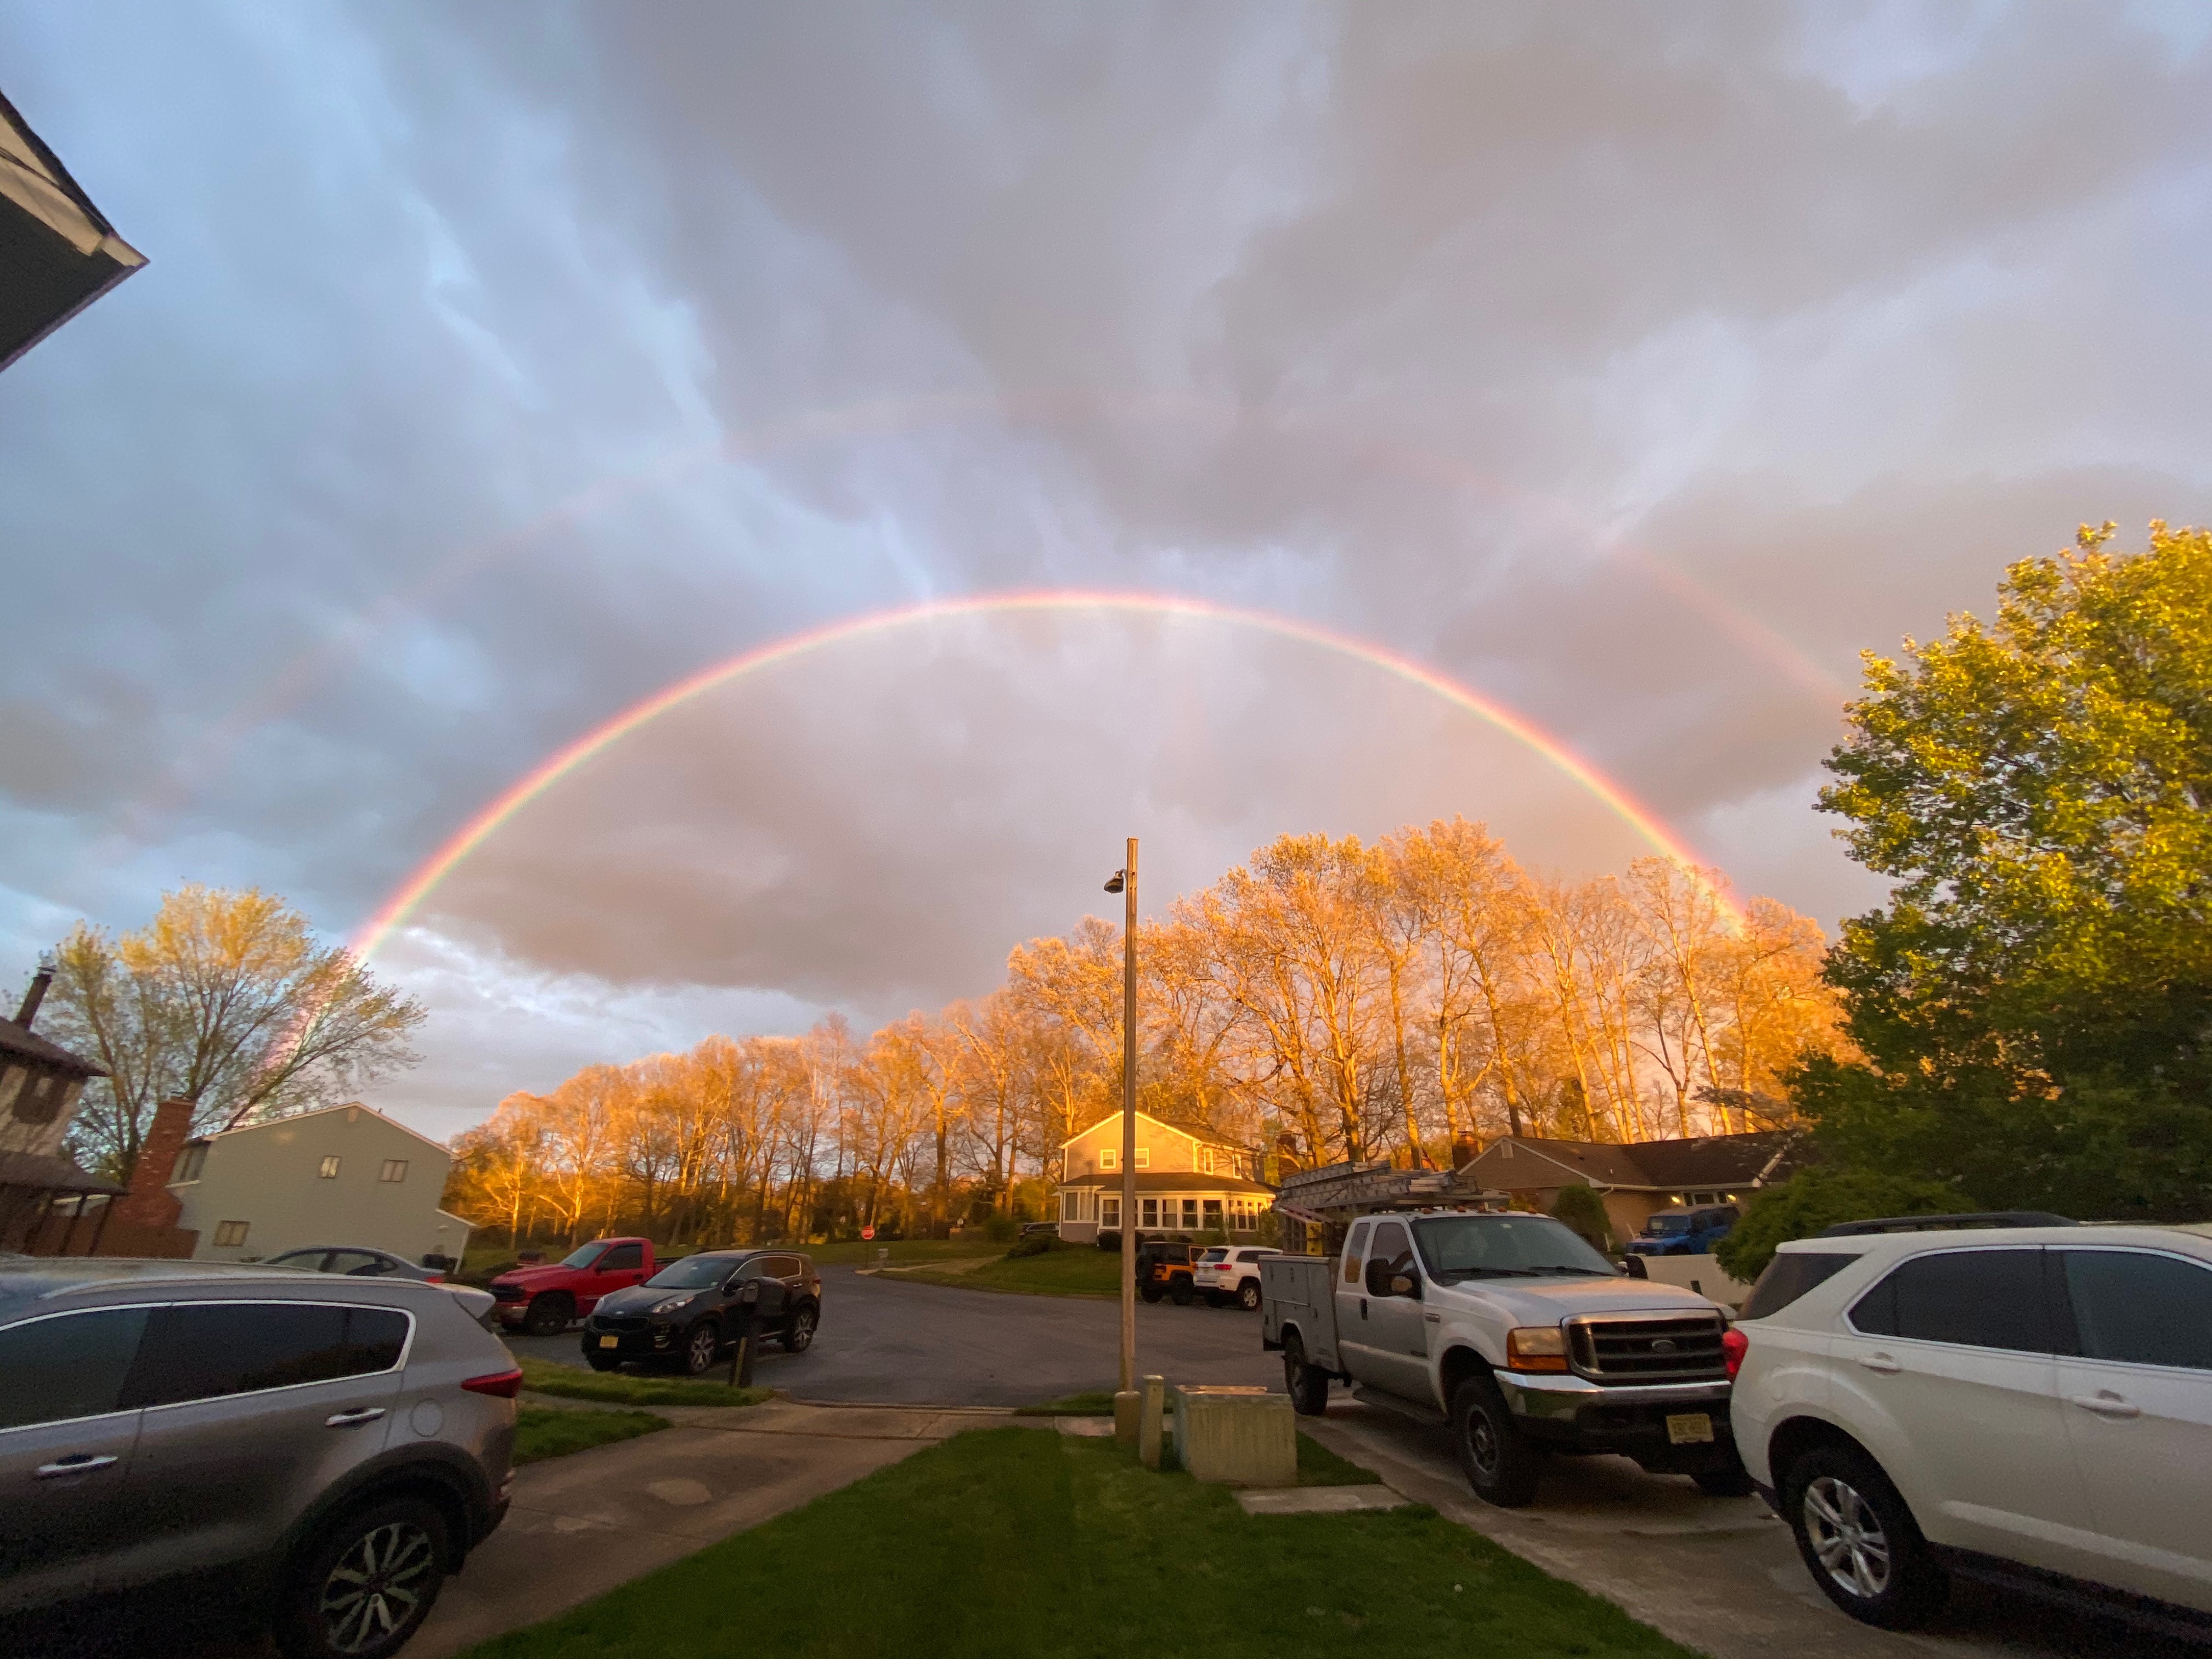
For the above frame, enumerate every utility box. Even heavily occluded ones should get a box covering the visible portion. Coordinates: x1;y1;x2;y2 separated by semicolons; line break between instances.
1171;1385;1295;1487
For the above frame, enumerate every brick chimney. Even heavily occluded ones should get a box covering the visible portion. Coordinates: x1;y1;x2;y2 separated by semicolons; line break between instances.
114;1097;196;1231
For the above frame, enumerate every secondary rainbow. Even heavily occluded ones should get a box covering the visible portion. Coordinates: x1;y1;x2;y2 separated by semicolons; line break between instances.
352;591;1737;959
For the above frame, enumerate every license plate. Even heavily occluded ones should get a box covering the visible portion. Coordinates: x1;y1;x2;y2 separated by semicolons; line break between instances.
599;1335;619;1349
1666;1412;1714;1446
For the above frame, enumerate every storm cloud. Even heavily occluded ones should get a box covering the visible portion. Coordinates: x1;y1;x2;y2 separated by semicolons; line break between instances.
3;1;2208;1137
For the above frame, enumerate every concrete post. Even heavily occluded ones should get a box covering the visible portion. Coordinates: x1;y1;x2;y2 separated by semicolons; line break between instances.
1138;1373;1166;1470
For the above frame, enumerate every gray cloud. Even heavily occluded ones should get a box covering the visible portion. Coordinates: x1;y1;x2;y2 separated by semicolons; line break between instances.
3;1;2208;1130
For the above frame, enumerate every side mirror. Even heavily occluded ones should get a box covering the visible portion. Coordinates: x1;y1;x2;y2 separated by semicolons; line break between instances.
1623;1255;1648;1279
1390;1274;1419;1299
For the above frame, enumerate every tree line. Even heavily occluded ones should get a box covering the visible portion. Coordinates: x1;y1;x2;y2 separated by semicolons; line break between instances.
447;817;1842;1247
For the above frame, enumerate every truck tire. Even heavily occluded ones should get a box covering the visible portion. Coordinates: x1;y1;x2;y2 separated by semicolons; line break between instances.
1169;1276;1194;1306
1450;1375;1543;1508
522;1293;572;1337
1780;1444;1948;1629
1281;1333;1331;1417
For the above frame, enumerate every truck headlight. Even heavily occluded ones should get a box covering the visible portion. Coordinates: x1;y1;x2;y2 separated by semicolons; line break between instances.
1505;1327;1570;1373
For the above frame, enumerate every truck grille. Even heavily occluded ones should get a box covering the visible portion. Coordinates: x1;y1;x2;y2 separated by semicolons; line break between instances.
1564;1312;1728;1383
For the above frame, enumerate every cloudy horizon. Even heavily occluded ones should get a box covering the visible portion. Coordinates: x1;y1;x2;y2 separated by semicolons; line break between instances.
5;1;2209;1140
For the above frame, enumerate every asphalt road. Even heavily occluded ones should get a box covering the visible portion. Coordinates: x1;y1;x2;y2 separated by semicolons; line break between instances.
501;1263;1283;1404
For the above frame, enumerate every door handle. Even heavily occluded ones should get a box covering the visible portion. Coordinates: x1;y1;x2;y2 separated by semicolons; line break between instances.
1858;1352;1901;1374
2067;1392;2141;1420
1358;1298;1368;1319
325;1407;388;1428
33;1454;119;1479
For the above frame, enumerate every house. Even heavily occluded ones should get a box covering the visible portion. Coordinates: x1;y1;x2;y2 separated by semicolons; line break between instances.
0;971;126;1254
167;1101;473;1266
1053;1110;1277;1243
1;85;147;374
1453;1130;1809;1244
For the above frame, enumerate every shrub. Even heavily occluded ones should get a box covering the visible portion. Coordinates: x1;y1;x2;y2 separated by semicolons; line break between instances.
1716;1167;1962;1283
1096;1229;1121;1252
1548;1185;1613;1254
1007;1233;1053;1257
983;1212;1019;1244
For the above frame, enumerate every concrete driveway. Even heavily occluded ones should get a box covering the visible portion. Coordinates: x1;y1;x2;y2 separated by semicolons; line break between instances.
502;1262;1281;1404
1304;1398;2193;1659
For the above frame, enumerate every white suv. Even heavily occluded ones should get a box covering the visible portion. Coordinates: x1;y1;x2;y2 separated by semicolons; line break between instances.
1728;1216;2212;1636
1194;1246;1279;1310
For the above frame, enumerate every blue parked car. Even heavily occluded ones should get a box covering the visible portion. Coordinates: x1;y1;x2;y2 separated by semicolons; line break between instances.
1625;1203;1740;1256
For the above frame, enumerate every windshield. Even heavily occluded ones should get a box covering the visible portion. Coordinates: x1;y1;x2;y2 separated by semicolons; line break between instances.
1412;1216;1617;1282
645;1254;741;1289
558;1242;610;1269
1645;1215;1691;1235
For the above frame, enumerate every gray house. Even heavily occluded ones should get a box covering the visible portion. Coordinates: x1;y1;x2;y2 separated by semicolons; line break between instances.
167;1101;472;1266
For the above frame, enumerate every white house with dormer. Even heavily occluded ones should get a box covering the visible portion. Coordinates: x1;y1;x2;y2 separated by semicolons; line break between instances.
1054;1110;1277;1243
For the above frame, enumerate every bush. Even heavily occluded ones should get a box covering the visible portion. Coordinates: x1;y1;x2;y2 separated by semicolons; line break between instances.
1548;1185;1613;1254
1007;1233;1053;1257
1095;1229;1121;1252
1716;1167;1962;1283
983;1212;1019;1244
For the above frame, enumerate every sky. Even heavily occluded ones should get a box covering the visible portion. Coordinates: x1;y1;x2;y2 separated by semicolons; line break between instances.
4;2;2209;1142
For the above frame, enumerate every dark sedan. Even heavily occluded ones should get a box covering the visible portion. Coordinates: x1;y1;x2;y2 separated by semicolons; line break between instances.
580;1248;821;1374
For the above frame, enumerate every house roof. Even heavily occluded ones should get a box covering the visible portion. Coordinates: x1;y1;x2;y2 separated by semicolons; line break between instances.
1057;1170;1278;1197
0;1016;107;1077
0;1149;126;1195
1458;1131;1806;1194
198;1101;453;1158
1059;1109;1251;1153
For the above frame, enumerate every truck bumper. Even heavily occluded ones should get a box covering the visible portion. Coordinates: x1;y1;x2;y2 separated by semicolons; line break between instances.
1493;1373;1737;1471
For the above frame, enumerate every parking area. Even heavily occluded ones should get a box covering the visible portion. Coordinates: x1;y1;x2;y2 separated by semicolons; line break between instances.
501;1262;1281;1404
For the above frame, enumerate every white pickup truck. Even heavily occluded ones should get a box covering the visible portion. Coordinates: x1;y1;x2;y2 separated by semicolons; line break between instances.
1261;1207;1747;1506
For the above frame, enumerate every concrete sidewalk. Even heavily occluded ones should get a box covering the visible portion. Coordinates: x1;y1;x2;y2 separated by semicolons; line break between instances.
1300;1403;2188;1659
410;1401;994;1658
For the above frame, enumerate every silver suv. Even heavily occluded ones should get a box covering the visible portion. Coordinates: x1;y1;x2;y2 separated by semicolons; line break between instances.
0;1258;520;1658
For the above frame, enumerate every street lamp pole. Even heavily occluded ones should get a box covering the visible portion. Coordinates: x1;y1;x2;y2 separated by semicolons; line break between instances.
1106;838;1139;1394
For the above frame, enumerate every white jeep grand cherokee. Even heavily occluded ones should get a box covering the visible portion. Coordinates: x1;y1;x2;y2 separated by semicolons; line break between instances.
1729;1216;2212;1637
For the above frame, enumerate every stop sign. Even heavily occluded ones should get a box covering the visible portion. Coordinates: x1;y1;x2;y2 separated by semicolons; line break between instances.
861;1226;875;1240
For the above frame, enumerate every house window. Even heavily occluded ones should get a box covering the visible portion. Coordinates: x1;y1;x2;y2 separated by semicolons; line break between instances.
213;1220;250;1247
318;1156;341;1179
1133;1147;1150;1169
1140;1198;1160;1229
1202;1199;1223;1229
171;1144;207;1184
1061;1190;1079;1221
1101;1197;1121;1230
1181;1198;1199;1229
1198;1147;1214;1175
1098;1148;1118;1172
379;1159;409;1184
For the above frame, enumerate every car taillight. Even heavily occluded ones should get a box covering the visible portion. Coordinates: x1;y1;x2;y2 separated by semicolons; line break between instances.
424;1273;446;1284
1720;1327;1748;1379
462;1368;524;1398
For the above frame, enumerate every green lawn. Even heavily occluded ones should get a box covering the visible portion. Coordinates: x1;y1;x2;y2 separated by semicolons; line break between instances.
512;1406;670;1465
809;1237;1007;1265
463;1428;1692;1659
517;1356;772;1409
1010;1390;1120;1417
892;1245;1123;1298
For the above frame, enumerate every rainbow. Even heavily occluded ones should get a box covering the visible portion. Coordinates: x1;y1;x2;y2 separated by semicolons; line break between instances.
353;593;1738;961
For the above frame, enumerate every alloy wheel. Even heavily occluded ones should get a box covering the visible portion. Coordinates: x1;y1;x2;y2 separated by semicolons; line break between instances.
788;1308;817;1351
689;1326;719;1373
319;1519;436;1655
1804;1475;1892;1599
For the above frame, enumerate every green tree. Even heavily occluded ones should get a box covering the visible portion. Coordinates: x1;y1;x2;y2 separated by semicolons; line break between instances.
1798;523;2212;1218
1548;1183;1614;1254
44;885;426;1180
1714;1169;1959;1283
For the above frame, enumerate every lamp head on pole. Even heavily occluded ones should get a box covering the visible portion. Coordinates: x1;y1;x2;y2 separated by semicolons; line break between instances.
1103;871;1126;894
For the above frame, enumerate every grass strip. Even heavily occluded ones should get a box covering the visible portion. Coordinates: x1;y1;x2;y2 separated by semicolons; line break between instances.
517;1356;772;1409
512;1406;670;1466
1011;1390;1120;1417
888;1246;1122;1299
464;1426;1696;1659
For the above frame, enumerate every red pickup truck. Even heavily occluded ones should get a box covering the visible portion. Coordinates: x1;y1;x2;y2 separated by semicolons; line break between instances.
488;1237;656;1335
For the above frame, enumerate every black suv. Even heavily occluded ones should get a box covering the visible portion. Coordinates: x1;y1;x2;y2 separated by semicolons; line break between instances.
580;1250;820;1375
